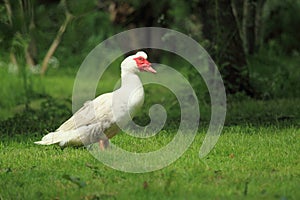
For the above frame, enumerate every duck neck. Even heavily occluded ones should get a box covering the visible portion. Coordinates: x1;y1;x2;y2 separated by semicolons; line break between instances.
121;70;142;90
120;70;144;107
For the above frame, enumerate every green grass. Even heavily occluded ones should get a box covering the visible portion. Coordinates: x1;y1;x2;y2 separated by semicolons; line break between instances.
0;125;299;200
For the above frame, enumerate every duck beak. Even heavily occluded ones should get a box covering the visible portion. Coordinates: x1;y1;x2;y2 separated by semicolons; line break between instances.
135;57;157;73
143;64;157;74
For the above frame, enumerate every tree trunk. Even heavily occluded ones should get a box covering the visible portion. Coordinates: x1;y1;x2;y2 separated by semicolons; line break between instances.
231;0;246;54
40;0;73;75
255;0;266;51
243;0;256;55
198;0;254;95
232;0;266;55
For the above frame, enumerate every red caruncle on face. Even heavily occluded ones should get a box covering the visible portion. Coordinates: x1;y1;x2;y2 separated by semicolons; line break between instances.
133;56;156;73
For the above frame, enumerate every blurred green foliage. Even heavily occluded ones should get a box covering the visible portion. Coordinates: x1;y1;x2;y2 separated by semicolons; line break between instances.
263;0;300;54
1;0;298;67
0;0;299;133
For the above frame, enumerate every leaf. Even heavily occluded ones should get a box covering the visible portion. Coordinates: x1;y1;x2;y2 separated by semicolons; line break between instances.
62;174;86;188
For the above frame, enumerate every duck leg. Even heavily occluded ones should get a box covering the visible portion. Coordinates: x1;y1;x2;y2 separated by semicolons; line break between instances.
99;139;109;150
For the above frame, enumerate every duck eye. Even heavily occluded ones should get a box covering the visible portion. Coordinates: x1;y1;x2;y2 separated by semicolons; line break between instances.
138;57;144;61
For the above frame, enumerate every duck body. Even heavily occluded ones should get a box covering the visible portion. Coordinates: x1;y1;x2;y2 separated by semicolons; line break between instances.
34;51;155;147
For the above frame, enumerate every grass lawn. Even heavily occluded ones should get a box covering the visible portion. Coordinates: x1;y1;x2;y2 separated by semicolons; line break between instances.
0;124;299;200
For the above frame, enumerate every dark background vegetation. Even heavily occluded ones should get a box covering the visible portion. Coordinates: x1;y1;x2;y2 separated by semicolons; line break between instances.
0;0;299;134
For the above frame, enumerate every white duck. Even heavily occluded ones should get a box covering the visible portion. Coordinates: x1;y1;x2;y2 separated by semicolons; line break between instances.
35;51;156;149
